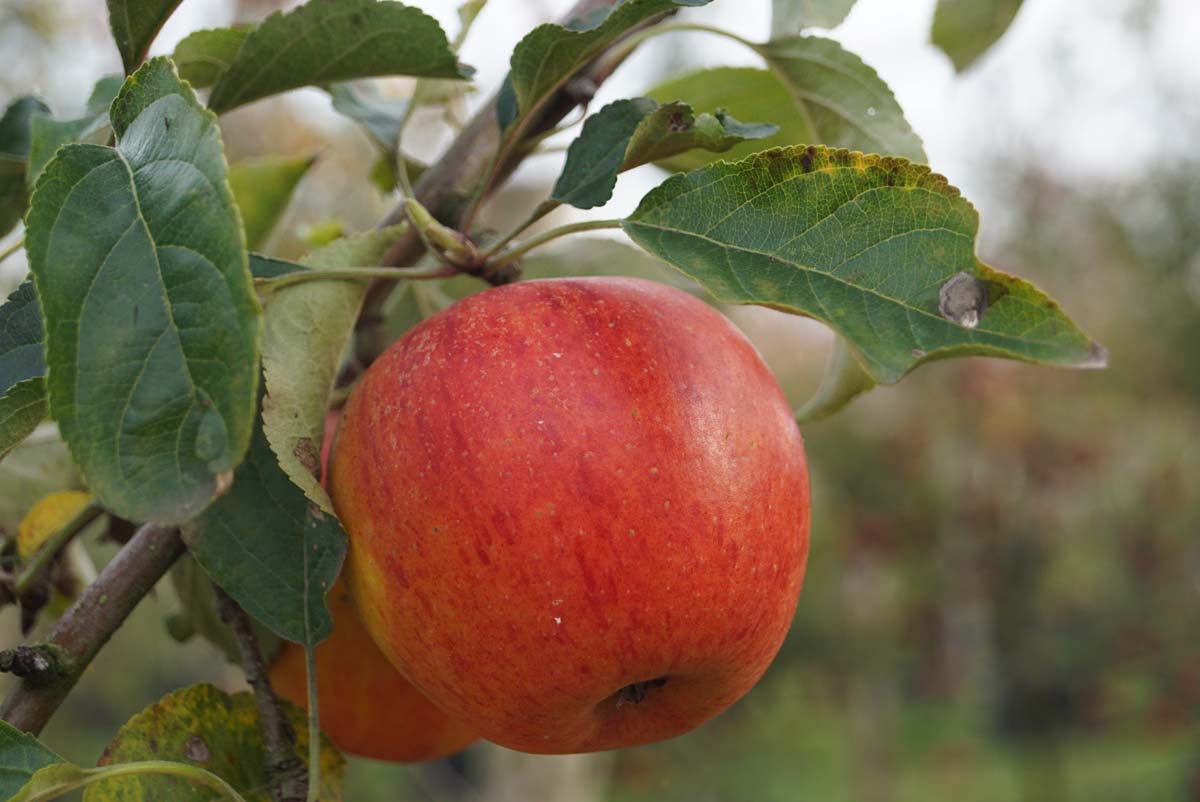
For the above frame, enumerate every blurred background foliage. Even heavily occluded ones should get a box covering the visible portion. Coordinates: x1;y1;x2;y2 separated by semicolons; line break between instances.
1;0;1198;800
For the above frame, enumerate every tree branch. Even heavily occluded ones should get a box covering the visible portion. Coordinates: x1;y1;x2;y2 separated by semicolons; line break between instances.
214;586;307;802
354;0;656;364
0;523;184;735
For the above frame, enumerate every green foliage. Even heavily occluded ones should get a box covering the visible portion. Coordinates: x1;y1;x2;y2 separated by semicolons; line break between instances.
260;225;404;513
0;281;49;457
623;146;1102;384
166;555;283;665
647;67;805;171
0;722;63;800
183;405;346;646
205;0;472;114
25;58;261;524
754;36;926;162
931;0;1025;72
228;156;315;250
172;28;251;89
26;75;123;187
770;0;859;36
504;0;712;130
105;0;184;74
84;684;342;801
551;98;776;209
0;96;50;237
328;81;409;152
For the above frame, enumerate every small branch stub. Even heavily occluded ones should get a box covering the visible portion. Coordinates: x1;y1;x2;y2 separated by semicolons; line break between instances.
0;644;70;687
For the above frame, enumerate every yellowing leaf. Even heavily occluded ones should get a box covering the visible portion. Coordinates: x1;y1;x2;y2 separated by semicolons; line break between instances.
16;490;92;559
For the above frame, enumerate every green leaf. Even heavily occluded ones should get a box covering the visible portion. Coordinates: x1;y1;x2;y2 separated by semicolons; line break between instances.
166;554;283;664
771;0;858;37
207;0;471;114
932;0;1024;72
0;281;46;398
106;0;185;74
0;274;49;460
551;98;656;209
328;81;408;152
0;96;50;237
249;253;306;280
172;27;252;90
551;98;776;209
14;761;254;802
648;67;808;171
0;721;64;800
506;0;713;129
623;104;777;173
25;58;262;524
229;156;314;250
27;75;124;186
84;684;343;802
622;146;1105;384
261;225;403;513
523;236;703;297
0;381;48;462
183;404;346;646
753;37;926;162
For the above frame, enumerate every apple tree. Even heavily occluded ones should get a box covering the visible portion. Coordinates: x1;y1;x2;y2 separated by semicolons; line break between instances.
0;0;1102;799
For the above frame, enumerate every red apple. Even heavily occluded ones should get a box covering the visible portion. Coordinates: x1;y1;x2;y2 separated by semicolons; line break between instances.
329;277;810;753
268;411;476;762
269;578;477;762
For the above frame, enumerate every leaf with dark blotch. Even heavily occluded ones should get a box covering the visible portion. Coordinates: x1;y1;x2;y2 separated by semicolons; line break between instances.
932;0;1024;72
552;98;777;209
771;0;858;37
506;0;713;129
0;96;50;237
106;0;184;74
25;58;261;524
754;36;926;162
261;225;404;512
623;146;1105;384
83;684;343;802
26;75;123;186
184;404;346;646
207;0;471;114
623;105;777;172
229;155;315;250
172;26;253;89
0;721;64;800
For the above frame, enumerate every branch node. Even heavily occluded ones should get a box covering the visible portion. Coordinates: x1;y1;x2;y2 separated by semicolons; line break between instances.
0;644;71;687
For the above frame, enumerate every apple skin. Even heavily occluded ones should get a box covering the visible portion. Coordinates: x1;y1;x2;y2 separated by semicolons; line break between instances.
329;277;810;754
268;412;477;763
268;578;478;762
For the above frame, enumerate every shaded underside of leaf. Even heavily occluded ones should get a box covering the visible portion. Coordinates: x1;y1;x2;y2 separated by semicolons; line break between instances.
207;0;470;114
507;0;712;124
229;155;315;250
931;0;1025;72
172;27;252;90
0;379;48;461
24;58;261;523
105;0;184;74
0;281;46;397
26;73;124;188
623;145;1103;384
86;683;343;802
261;225;404;513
